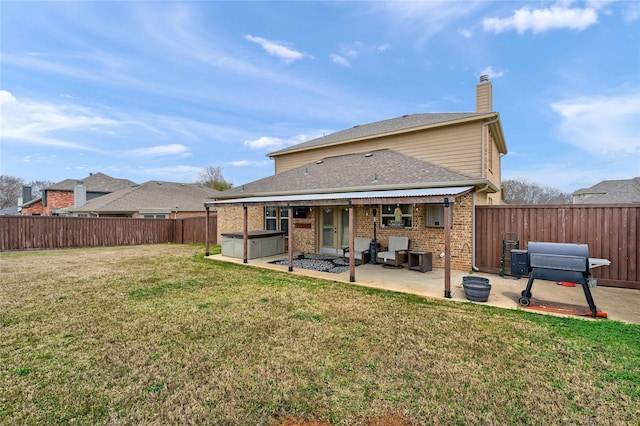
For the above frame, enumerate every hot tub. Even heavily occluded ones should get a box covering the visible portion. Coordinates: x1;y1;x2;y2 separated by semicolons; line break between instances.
221;230;285;259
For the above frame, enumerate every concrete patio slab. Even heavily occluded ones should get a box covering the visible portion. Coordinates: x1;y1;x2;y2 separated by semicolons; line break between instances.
207;253;640;325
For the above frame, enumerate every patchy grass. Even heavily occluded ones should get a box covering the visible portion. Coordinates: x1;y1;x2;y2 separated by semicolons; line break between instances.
1;244;638;425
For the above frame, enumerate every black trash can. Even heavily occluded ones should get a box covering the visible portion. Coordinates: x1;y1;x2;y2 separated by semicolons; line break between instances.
369;241;380;264
510;249;528;278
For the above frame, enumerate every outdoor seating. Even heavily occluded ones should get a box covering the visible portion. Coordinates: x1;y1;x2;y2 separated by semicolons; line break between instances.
343;236;372;264
377;236;409;267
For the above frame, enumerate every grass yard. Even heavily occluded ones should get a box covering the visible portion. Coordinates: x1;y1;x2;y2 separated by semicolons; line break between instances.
1;245;639;425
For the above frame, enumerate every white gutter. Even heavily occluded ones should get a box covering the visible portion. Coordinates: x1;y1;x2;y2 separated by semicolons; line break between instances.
472;183;491;272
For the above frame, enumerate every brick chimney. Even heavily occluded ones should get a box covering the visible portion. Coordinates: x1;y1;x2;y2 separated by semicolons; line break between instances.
476;74;492;113
22;186;32;204
74;183;87;208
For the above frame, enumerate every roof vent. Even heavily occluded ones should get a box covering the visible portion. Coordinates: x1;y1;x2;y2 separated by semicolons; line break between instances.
364;153;373;158
371;173;378;184
315;160;323;164
402;114;409;118
479;74;489;83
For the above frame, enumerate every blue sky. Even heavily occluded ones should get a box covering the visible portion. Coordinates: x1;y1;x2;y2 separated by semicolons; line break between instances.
1;1;638;194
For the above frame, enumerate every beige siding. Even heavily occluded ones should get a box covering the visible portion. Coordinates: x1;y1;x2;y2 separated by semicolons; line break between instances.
275;121;485;178
476;82;492;113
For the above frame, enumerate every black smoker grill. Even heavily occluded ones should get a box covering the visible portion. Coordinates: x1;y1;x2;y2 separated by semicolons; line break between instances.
516;242;604;317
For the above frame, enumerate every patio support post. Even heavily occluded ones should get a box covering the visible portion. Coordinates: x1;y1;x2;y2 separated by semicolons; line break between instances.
288;204;294;272
444;197;452;298
349;201;355;282
205;206;210;256
243;203;248;264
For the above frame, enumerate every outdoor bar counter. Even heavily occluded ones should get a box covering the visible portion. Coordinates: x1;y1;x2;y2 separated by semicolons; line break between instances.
220;230;285;260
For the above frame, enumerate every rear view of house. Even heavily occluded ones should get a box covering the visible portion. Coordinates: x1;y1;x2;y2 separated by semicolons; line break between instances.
208;76;507;272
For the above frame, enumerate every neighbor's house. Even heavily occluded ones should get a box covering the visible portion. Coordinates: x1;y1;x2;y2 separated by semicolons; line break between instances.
208;76;507;272
572;178;640;204
67;180;219;218
20;172;136;216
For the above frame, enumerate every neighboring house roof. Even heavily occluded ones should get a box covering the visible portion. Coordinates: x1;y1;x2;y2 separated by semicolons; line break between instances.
0;205;19;215
268;112;506;157
218;149;491;199
572;177;640;204
46;172;136;192
21;197;42;208
68;181;219;214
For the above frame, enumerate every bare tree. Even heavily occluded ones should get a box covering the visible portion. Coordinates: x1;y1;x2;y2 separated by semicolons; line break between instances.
29;180;55;198
0;176;56;209
0;175;24;209
503;178;572;205
195;166;233;191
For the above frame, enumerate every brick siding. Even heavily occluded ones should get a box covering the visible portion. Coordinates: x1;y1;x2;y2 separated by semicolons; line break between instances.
216;192;476;271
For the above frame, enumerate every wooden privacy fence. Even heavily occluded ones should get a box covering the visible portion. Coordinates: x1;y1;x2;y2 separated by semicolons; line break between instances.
475;204;639;289
0;215;217;251
174;216;218;245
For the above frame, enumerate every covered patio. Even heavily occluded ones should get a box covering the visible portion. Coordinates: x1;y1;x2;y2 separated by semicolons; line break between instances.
205;251;640;324
205;187;473;299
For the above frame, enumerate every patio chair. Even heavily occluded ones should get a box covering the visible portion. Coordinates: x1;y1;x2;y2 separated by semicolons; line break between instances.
377;236;409;267
343;236;372;264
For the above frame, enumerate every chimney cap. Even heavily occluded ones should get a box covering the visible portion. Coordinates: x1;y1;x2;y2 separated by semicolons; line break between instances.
479;74;489;83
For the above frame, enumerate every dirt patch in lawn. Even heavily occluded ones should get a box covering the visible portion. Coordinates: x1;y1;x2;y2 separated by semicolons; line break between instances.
277;413;413;425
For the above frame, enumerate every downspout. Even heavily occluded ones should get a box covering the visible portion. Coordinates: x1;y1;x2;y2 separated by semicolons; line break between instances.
473;116;500;271
472;184;490;272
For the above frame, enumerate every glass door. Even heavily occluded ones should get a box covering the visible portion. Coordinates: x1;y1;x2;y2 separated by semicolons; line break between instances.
320;206;350;254
320;207;335;254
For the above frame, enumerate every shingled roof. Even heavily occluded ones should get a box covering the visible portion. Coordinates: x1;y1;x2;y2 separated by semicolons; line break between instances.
47;172;136;192
268;112;489;157
68;181;219;214
219;149;486;199
573;178;640;204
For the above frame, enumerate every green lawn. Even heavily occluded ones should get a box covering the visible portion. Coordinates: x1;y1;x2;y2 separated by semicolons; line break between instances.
1;245;638;425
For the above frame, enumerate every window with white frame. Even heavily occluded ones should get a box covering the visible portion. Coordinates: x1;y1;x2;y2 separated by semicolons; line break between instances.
380;204;412;228
265;206;289;236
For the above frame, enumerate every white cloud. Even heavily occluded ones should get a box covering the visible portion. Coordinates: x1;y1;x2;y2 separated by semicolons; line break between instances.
125;144;191;157
341;41;363;58
378;1;485;45
244;133;320;151
483;6;598;34
134;165;203;180
623;2;640;23
479;66;505;79
457;28;473;39
330;54;351;68
551;92;640;157
0;90;115;151
244;35;307;63
231;160;271;167
376;43;391;53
